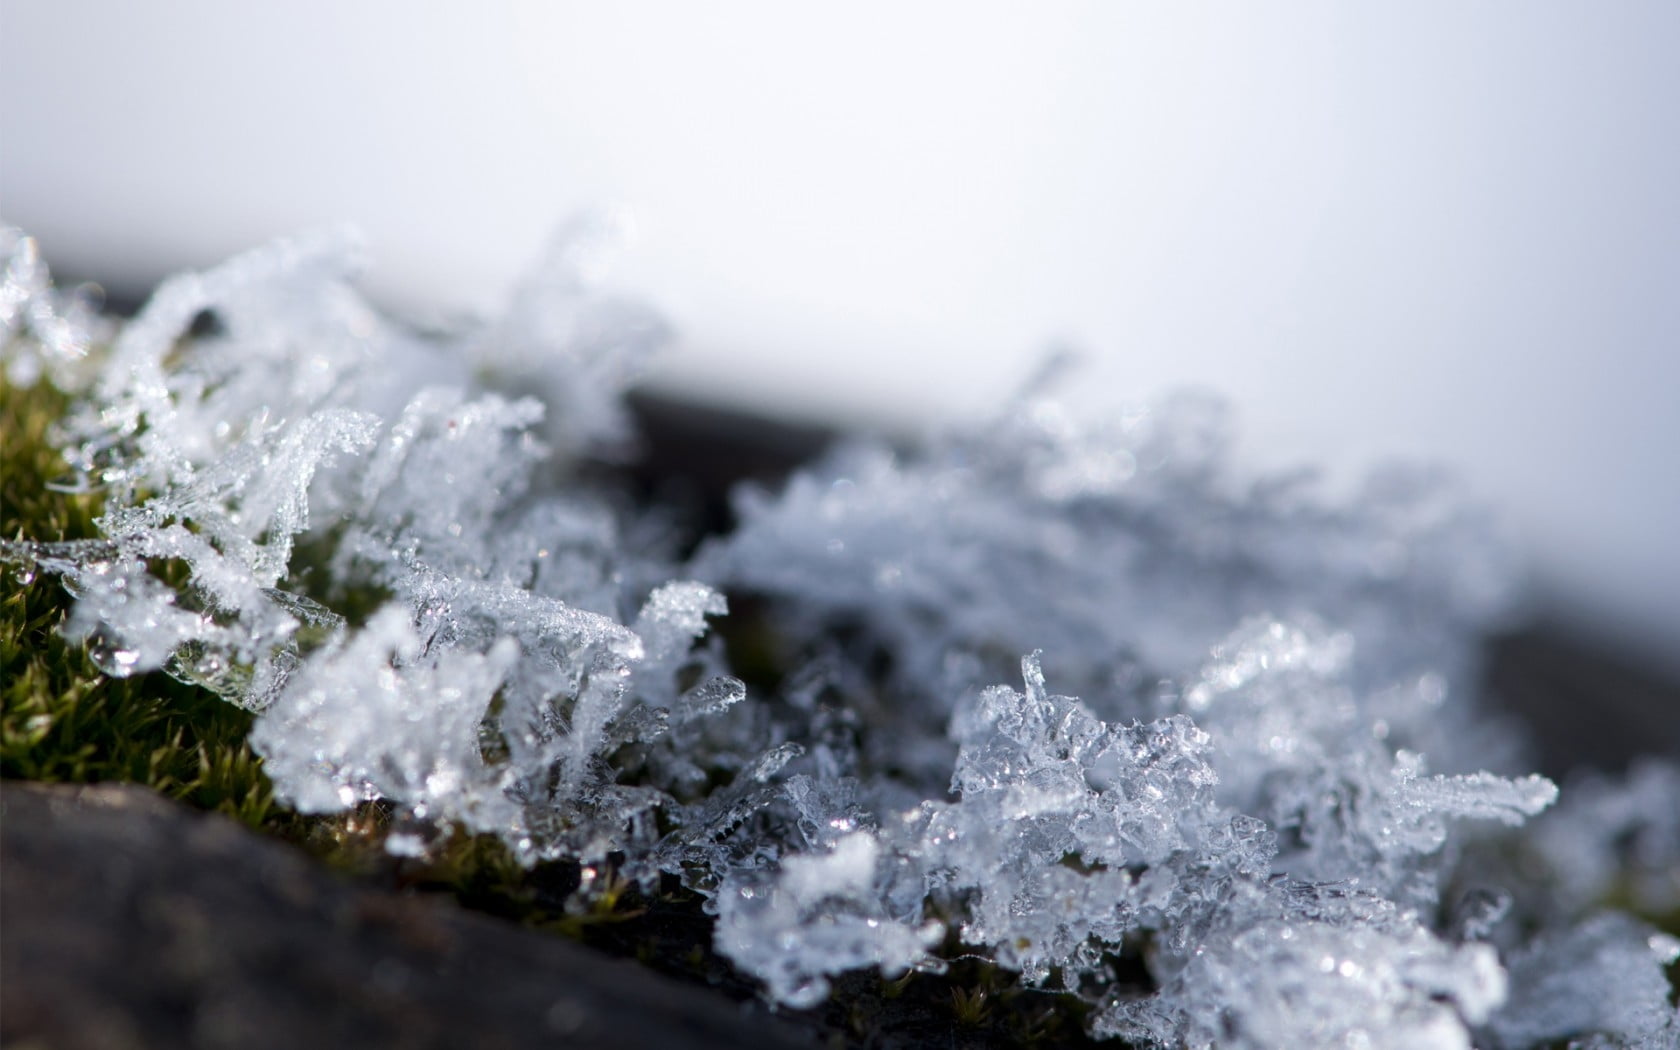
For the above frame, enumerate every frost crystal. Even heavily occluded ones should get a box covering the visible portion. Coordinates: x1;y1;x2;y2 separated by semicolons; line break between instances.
4;224;1676;1048
1099;881;1509;1050
1489;915;1680;1049
1;227;110;389
1531;760;1680;920
715;831;943;1007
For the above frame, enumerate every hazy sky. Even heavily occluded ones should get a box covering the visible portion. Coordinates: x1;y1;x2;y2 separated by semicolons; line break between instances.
3;2;1677;672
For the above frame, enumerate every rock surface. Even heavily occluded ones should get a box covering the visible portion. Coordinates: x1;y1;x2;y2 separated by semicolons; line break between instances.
0;781;809;1050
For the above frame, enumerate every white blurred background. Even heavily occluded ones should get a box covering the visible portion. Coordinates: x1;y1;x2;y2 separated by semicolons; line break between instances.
2;2;1676;675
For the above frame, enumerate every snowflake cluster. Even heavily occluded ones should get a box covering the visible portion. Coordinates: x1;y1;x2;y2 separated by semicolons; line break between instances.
4;226;1675;1049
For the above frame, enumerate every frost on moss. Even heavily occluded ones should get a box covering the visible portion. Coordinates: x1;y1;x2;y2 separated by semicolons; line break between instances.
4;225;1677;1048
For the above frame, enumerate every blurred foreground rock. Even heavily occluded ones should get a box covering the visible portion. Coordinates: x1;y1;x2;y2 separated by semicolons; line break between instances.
0;782;808;1050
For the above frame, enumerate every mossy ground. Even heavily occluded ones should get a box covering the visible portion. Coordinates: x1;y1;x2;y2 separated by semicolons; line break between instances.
1;376;274;824
0;372;1105;1049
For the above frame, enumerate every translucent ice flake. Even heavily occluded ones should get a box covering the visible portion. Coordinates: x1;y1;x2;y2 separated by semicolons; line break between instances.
1488;915;1680;1050
7;226;728;865
1098;881;1508;1050
103;408;381;588
251;605;521;826
1253;742;1557;904
930;656;1239;983
948;653;1222;870
1;225;111;390
634;581;729;673
1146;616;1557;904
71;229;391;498
1530;760;1680;919
706;656;1265;999
704;391;1520;785
10;228;1675;1048
471;215;668;457
714;830;943;1008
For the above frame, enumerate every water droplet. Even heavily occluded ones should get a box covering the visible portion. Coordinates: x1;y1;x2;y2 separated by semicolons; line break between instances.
89;637;143;676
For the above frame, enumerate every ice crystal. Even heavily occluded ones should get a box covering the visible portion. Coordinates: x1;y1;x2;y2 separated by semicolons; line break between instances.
1531;761;1680;920
4;224;1677;1048
1488;915;1680;1049
715;830;943;1007
701;396;1523;792
1098;880;1509;1050
1;227;111;389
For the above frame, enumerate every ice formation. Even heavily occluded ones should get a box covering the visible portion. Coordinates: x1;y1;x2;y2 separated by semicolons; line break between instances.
4;225;1677;1049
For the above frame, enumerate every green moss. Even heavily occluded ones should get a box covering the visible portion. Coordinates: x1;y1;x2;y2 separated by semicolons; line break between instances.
1;376;276;827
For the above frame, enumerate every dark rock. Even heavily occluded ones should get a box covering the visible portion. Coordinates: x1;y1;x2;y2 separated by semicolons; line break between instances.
1484;622;1680;777
0;782;811;1050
